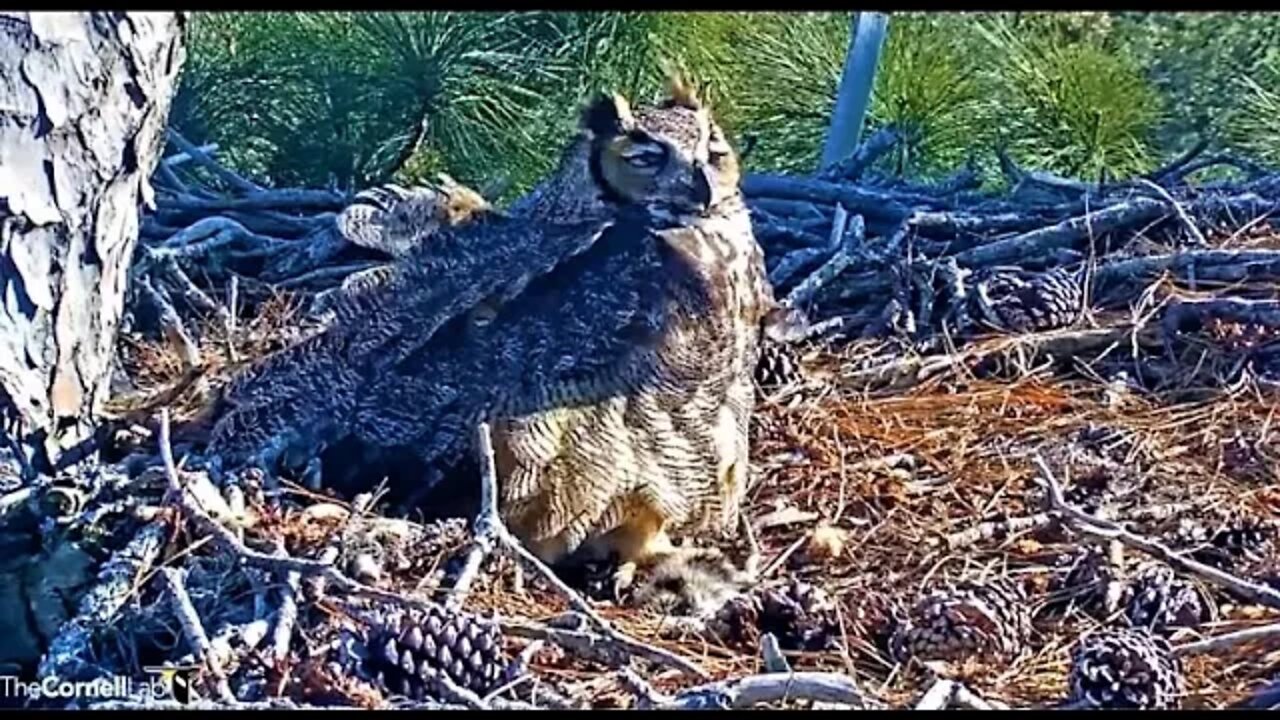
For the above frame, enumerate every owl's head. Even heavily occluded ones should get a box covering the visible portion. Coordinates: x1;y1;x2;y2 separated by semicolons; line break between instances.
581;76;741;219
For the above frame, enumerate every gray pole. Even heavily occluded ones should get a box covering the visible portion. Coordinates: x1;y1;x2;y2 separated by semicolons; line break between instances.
820;12;890;170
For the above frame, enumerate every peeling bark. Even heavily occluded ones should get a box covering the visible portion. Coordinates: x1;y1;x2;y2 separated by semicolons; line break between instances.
0;12;187;481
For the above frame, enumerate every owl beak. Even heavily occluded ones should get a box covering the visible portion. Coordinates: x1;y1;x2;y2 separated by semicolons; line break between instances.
691;162;715;212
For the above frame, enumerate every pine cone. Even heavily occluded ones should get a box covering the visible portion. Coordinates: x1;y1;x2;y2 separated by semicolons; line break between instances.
757;580;841;652
708;580;839;652
1067;628;1185;709
889;577;1032;664
1047;545;1115;615
1123;563;1212;633
755;339;804;390
358;603;508;701
967;266;1084;334
1171;512;1276;570
709;593;761;647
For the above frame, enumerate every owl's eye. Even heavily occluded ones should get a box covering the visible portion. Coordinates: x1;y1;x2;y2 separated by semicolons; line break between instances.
620;143;667;170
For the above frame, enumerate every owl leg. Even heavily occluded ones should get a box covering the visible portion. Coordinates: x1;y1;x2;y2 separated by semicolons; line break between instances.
578;504;677;599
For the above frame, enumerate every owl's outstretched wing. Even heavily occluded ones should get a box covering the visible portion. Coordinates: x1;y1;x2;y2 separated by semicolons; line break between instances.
211;207;695;472
348;214;698;461
325;211;632;368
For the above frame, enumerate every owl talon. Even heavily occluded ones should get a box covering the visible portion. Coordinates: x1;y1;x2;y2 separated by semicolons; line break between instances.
612;561;639;601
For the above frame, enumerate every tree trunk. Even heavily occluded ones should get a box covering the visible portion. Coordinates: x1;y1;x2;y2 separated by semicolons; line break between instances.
819;12;890;171
0;12;187;484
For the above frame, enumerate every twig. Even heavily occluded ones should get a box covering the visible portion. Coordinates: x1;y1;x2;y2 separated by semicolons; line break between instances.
945;512;1053;550
158;567;237;704
1136;178;1208;246
498;615;704;680
167;130;264;195
464;422;708;679
649;671;879;709
1032;454;1280;610
445;436;501;609
1173;622;1280;657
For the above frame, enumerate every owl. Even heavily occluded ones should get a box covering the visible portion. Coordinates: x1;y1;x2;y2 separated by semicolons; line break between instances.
207;82;777;590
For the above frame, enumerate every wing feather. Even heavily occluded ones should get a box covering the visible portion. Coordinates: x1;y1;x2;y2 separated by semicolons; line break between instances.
350;211;681;462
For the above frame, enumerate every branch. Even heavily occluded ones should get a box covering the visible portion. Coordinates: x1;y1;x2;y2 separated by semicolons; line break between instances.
783;210;865;310
166;130;263;195
818;127;900;182
1032;455;1280;610
956;197;1169;267
1173;622;1280;657
162;141;220;168
158;567;237;704
642;671;880;710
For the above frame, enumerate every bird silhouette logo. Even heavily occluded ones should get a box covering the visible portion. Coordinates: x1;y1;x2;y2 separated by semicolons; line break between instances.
143;665;199;705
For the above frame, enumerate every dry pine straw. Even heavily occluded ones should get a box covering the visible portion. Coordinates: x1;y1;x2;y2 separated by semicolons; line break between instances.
109;292;1278;709
469;343;1274;708
401;347;1276;709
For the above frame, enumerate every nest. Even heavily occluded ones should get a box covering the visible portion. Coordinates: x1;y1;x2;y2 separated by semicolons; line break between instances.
6;130;1280;710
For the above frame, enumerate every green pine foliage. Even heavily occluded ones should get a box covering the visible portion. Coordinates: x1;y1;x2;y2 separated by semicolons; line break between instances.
1226;59;1280;169
171;12;1280;198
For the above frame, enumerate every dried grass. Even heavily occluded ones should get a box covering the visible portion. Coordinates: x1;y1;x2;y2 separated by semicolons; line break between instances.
100;255;1279;709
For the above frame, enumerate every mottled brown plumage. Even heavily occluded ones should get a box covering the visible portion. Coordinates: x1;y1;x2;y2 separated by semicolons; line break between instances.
208;82;776;583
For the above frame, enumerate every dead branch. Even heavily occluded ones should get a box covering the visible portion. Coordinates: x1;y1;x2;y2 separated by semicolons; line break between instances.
944;512;1054;550
956;197;1169;267
1032;455;1280;610
819;127;901;183
784;210;865;310
637;671;880;709
167;130;263;195
1173;622;1280;657
158;566;237;703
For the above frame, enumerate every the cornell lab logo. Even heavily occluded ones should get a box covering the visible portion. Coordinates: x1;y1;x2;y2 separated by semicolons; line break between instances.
143;665;199;705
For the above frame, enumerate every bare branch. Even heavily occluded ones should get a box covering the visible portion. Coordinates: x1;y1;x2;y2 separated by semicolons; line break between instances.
1032;454;1280;610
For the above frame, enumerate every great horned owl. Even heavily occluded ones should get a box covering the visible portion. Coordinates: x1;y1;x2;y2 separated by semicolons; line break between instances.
208;84;776;585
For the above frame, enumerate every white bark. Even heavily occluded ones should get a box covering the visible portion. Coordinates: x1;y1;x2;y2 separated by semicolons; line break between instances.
0;12;187;479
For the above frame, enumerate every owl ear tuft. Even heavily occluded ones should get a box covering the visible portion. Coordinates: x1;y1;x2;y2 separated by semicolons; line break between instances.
661;69;702;109
581;92;634;137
